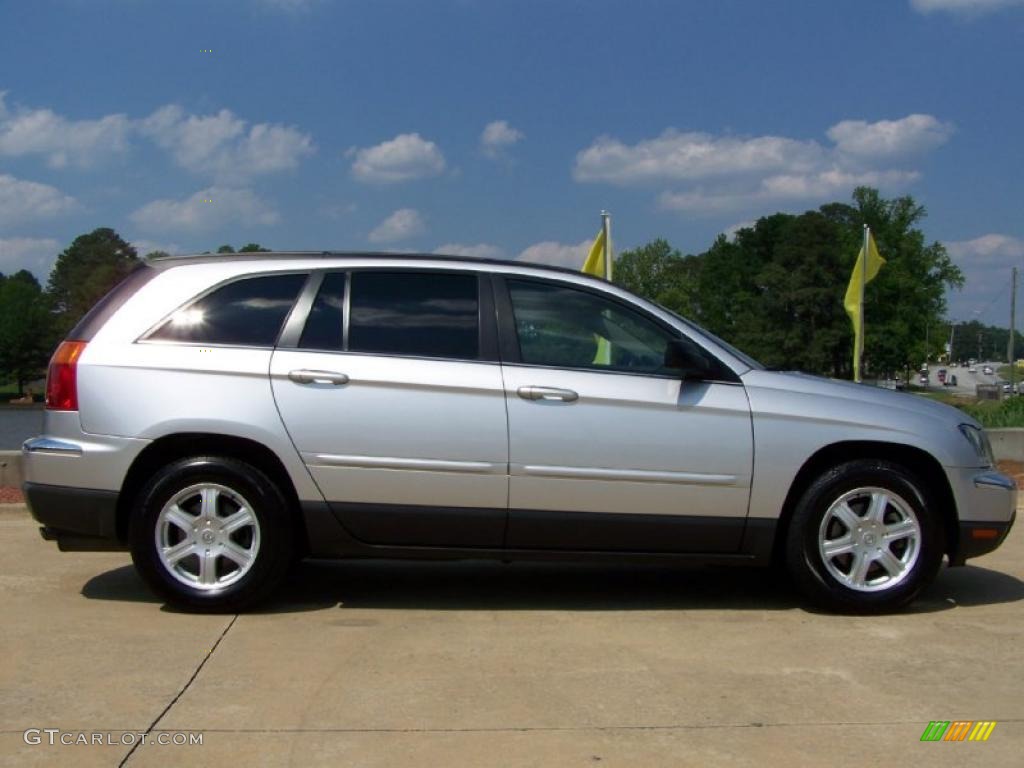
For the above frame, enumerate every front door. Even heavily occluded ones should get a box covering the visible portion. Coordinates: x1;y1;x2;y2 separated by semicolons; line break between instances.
498;276;753;553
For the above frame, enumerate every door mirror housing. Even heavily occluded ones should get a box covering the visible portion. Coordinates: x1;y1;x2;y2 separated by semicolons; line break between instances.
664;338;714;380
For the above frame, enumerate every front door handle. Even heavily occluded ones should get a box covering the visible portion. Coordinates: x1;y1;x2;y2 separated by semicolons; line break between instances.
288;369;350;386
517;386;579;402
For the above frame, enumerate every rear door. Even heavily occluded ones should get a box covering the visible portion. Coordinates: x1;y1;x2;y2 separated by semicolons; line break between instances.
270;269;509;547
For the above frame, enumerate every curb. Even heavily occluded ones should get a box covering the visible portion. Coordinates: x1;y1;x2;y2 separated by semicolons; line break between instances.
0;451;22;488
988;429;1024;462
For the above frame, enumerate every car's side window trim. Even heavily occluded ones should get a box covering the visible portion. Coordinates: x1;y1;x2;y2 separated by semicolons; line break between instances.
477;273;500;362
491;273;740;383
277;271;325;349
341;269;352;352
137;269;312;349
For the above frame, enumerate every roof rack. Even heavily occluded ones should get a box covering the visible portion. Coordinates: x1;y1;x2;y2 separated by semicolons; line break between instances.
145;250;596;279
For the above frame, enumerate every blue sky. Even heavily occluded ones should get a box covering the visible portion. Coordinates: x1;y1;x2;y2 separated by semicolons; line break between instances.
1;0;1022;324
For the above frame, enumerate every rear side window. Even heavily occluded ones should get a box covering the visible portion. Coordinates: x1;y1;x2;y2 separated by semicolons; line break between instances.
348;272;479;360
68;264;157;341
149;273;307;347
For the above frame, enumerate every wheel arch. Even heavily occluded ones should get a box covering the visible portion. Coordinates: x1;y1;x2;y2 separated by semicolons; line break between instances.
771;441;957;565
116;432;306;548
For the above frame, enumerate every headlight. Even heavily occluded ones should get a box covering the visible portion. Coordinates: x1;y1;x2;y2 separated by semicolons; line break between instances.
959;424;995;467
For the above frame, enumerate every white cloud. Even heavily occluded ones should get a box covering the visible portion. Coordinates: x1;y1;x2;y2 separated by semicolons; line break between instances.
723;220;756;240
759;168;921;199
480;120;524;158
577;115;949;215
943;234;1024;320
0;174;77;226
0;93;315;178
130;187;279;233
434;242;505;259
0;237;60;280
574;130;824;185
350;133;446;183
946;234;1024;262
0;92;131;169
659;169;920;214
368;208;425;243
516;239;592;269
827;114;954;158
140;105;314;180
910;0;1024;13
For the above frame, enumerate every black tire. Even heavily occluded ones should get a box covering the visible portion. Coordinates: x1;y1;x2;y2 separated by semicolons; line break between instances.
129;456;294;612
784;459;944;613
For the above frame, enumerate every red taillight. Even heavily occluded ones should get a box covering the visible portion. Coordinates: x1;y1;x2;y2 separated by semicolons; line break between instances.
45;341;87;411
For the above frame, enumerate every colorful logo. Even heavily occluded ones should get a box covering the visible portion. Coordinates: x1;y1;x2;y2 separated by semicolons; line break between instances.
920;721;996;742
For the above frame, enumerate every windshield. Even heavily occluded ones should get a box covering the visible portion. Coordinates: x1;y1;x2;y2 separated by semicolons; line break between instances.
655;304;765;371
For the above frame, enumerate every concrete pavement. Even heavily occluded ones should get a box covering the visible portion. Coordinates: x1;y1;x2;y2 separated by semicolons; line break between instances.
1;504;1022;767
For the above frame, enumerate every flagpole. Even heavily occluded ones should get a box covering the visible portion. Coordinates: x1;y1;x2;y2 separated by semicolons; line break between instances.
601;210;612;281
857;224;868;383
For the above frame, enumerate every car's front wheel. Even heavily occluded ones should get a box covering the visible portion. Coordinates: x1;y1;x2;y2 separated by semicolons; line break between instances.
785;459;944;613
129;456;293;612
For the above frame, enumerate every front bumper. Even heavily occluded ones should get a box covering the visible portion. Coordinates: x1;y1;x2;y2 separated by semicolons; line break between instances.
952;513;1016;565
947;469;1017;566
24;482;125;552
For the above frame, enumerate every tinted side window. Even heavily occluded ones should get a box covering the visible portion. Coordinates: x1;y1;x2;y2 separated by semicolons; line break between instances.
299;273;347;351
149;274;306;346
69;264;157;342
507;280;674;373
349;272;479;360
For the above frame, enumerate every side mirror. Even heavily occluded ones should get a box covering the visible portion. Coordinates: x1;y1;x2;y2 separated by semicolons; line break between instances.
664;338;713;380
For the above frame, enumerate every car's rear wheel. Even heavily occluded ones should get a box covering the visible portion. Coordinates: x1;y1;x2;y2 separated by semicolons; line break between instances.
130;456;293;612
785;459;944;613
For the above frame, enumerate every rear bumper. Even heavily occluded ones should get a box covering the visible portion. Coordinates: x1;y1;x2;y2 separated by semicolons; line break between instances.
24;482;125;552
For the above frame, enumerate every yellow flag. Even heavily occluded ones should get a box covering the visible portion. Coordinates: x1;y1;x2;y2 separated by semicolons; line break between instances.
581;228;611;364
844;230;886;381
582;228;607;278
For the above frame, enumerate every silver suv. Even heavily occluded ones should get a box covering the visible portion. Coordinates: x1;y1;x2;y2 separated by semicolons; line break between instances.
23;252;1016;612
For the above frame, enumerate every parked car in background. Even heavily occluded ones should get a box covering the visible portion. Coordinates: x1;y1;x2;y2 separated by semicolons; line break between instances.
919;373;929;385
983;365;994;375
22;252;1017;614
945;374;958;387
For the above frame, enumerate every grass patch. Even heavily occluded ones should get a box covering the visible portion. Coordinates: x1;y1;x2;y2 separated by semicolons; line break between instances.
915;391;967;406
959;396;1024;428
996;364;1024;381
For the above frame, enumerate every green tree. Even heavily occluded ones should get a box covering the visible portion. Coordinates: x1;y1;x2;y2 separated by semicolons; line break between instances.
834;188;964;376
612;188;962;379
614;238;701;317
238;243;270;252
733;212;852;373
0;271;54;394
47;228;139;335
216;244;236;253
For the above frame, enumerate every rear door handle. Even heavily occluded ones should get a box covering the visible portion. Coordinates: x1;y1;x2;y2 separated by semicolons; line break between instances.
288;369;350;386
517;386;579;402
